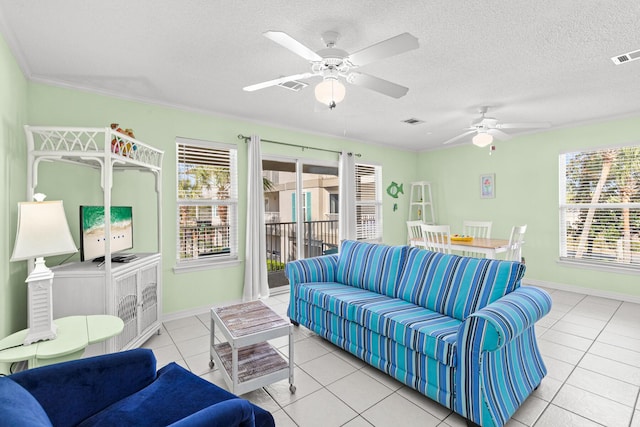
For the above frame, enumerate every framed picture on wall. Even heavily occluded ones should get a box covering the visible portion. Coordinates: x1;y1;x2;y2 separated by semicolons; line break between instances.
480;173;495;199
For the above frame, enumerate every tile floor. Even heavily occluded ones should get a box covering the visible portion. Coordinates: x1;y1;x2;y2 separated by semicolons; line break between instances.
142;287;640;427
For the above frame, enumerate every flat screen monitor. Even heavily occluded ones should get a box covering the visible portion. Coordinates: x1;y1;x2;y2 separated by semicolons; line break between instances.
80;206;133;261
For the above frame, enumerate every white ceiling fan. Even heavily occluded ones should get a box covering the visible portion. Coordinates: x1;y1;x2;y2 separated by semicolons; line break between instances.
243;30;419;109
443;106;551;147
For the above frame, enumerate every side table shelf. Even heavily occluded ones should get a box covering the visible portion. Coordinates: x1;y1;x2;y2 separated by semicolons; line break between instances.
209;300;295;395
211;342;291;395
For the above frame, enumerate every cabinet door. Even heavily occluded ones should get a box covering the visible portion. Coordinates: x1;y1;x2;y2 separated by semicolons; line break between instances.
114;270;139;351
139;263;159;335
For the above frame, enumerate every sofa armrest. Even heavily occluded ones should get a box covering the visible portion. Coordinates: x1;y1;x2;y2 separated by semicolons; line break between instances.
286;254;338;321
455;286;552;427
460;286;552;352
10;348;157;427
285;254;338;285
168;398;256;427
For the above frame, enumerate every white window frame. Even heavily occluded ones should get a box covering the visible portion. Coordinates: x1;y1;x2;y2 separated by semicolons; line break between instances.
559;144;640;272
355;163;383;242
174;137;238;272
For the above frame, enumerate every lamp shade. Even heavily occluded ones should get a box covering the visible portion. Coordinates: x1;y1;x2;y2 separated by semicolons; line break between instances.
472;132;494;147
11;200;78;261
315;78;346;106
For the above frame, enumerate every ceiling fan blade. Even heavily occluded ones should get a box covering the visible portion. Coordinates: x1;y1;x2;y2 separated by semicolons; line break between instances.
243;72;317;92
263;31;323;62
443;130;476;145
347;32;419;66
496;122;551;129
349;72;409;98
487;129;511;140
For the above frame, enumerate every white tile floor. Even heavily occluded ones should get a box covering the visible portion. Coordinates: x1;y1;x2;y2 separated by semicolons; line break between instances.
142;288;640;427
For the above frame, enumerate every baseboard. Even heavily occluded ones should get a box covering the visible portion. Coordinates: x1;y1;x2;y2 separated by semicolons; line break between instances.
523;278;640;304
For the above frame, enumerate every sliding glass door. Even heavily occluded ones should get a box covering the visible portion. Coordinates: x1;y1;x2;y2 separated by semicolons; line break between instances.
262;157;339;292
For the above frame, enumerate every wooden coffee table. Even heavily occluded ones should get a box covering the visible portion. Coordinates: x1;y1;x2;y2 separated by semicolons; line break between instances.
209;300;295;395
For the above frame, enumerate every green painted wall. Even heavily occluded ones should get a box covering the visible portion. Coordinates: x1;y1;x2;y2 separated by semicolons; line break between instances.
25;83;418;317
417;117;640;298
0;33;28;338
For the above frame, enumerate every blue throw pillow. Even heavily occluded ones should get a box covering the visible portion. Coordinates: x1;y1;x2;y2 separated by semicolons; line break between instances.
0;377;52;427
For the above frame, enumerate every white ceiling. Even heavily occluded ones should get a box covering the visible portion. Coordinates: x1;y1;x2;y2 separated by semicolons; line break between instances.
1;0;639;151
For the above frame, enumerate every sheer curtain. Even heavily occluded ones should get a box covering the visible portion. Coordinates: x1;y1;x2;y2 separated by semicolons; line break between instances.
243;135;269;301
339;151;357;244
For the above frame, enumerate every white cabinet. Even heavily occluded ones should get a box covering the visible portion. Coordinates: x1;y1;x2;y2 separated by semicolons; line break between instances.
51;253;161;353
24;126;164;356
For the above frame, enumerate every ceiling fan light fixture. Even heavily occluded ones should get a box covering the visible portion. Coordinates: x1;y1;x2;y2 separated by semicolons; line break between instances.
315;78;346;108
472;132;493;147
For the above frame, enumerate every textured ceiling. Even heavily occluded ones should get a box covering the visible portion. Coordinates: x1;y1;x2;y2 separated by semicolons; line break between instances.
1;0;639;151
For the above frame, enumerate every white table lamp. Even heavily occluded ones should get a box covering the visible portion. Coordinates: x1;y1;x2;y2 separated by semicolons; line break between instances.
10;194;77;345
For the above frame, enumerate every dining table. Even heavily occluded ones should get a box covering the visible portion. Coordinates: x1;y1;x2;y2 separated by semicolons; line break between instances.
409;236;511;259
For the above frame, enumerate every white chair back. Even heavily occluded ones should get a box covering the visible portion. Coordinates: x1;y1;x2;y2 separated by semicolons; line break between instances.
462;220;493;258
420;224;452;254
407;220;424;247
462;220;492;239
505;225;527;262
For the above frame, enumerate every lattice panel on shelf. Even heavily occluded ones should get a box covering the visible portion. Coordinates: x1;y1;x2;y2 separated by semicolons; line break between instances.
116;273;138;349
32;128;102;152
141;284;157;331
140;265;158;331
28;127;163;169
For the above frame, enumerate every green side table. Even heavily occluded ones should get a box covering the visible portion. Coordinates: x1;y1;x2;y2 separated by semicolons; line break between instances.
0;315;124;373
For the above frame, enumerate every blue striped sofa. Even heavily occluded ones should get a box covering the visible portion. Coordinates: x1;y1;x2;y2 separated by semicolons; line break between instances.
286;240;552;427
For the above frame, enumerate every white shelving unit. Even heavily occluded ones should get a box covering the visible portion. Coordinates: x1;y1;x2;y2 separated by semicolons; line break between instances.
24;126;164;354
409;181;435;223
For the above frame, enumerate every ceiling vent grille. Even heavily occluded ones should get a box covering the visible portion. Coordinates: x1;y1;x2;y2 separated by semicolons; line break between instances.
278;80;308;91
402;118;424;125
611;49;640;65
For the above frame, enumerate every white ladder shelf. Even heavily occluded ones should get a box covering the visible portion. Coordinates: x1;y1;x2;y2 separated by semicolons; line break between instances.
409;181;435;223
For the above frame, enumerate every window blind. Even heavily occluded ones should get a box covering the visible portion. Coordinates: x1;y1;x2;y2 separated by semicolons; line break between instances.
355;164;382;241
559;145;640;268
177;140;238;263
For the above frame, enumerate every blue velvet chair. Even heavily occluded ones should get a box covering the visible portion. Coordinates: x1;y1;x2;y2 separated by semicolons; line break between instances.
0;348;275;427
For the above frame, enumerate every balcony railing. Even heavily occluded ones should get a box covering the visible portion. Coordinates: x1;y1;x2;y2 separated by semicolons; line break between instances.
179;224;230;260
265;220;339;273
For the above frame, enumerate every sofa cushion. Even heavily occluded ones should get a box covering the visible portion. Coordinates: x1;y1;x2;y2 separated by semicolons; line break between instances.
0;378;52;427
295;282;460;366
78;362;273;427
396;247;526;321
336;240;407;297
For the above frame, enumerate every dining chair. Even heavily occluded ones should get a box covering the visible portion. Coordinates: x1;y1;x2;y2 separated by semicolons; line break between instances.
462;220;492;239
407;220;425;247
462;220;493;257
505;224;527;262
420;224;452;254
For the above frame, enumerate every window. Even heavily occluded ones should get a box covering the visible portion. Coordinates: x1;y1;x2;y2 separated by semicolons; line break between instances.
559;145;640;269
355;163;382;241
176;138;238;266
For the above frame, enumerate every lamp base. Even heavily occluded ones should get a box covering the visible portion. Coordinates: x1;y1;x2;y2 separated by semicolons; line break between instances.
23;257;57;345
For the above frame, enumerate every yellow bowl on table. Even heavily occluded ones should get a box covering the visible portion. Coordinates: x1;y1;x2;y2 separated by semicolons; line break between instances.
450;234;473;242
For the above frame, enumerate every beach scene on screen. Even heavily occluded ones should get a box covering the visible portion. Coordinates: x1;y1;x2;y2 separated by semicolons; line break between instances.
81;206;133;260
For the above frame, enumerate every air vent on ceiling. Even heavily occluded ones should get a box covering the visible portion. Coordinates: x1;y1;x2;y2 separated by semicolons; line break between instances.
611;49;640;65
278;80;308;91
402;118;425;125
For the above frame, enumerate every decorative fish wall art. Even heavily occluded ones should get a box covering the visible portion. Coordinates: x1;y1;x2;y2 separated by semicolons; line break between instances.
386;182;404;199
